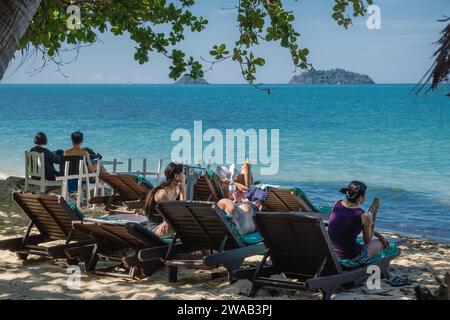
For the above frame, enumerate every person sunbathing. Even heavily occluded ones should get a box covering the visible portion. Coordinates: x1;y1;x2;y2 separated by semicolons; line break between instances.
327;181;389;266
143;162;185;237
219;160;255;197
218;188;262;235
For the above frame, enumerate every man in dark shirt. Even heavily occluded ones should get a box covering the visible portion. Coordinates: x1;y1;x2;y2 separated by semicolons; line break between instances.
30;132;60;180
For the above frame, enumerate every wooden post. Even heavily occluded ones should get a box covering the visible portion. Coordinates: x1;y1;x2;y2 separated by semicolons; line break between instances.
128;159;132;174
112;159;117;173
157;159;162;184
142;158;147;177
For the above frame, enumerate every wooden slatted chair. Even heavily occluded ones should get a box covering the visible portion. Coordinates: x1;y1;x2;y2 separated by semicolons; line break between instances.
91;173;154;212
233;212;401;300
0;192;93;261
138;201;265;283
65;218;169;279
193;169;225;202
262;186;332;220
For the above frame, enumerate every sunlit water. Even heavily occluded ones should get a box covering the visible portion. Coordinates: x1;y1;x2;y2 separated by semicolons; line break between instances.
0;84;449;239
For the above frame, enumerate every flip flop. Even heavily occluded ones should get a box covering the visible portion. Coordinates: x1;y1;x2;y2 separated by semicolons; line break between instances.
385;277;412;287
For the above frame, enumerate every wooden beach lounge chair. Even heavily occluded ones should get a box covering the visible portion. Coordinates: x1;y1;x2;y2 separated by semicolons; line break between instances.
138;201;265;283
0;192;93;261
90;172;154;212
193;169;225;202
261;186;332;219
233;212;401;300
65;218;169;279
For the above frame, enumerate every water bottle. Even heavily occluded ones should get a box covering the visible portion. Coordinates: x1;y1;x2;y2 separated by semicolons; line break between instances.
229;180;236;200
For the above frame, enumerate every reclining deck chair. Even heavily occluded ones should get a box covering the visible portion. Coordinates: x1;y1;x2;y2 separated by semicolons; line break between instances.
262;186;332;219
138;201;265;283
233;212;401;300
65;218;168;278
0;192;93;261
91;173;153;212
193;169;225;202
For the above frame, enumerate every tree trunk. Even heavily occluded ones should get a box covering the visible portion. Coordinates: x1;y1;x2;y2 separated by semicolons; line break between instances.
0;0;42;81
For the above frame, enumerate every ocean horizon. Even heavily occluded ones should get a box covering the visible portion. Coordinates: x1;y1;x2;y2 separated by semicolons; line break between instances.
0;83;449;240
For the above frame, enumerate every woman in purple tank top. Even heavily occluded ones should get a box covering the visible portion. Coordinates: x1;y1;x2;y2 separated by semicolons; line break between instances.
328;181;389;265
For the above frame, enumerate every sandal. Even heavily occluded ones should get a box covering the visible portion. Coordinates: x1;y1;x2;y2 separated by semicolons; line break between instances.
385;277;412;287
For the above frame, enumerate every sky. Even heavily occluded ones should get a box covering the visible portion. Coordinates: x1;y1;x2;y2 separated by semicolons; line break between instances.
2;0;449;84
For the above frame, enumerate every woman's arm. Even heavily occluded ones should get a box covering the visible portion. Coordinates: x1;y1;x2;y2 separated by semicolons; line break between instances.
361;212;373;245
85;152;94;173
373;230;389;249
222;178;248;191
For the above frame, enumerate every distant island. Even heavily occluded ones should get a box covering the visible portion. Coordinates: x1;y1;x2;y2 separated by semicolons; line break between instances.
289;68;375;84
175;74;209;85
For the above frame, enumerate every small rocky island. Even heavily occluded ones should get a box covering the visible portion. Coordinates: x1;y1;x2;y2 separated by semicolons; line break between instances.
289;68;375;84
175;74;209;85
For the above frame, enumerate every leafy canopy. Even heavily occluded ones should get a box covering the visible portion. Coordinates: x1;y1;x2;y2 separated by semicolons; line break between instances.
19;0;373;83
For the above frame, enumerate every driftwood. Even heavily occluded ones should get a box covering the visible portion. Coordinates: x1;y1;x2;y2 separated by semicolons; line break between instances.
415;272;450;300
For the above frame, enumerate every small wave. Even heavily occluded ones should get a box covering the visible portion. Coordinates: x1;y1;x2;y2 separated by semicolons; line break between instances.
0;172;10;180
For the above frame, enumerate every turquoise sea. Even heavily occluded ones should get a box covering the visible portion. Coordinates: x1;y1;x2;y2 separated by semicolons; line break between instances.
0;84;449;240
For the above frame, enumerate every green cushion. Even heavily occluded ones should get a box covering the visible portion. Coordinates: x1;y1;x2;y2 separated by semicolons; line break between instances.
206;169;225;199
340;244;399;268
222;214;263;246
93;215;140;224
162;236;173;244
69;204;85;220
135;176;154;189
314;205;333;214
242;232;263;245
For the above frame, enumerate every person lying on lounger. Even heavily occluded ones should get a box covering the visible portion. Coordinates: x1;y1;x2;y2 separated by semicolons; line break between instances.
143;162;185;237
219;161;255;197
218;186;266;235
327;181;389;266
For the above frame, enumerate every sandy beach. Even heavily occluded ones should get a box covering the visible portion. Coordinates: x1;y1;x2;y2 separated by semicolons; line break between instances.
0;178;449;300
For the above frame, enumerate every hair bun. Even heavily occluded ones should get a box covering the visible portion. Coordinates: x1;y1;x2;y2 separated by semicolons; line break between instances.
339;188;348;194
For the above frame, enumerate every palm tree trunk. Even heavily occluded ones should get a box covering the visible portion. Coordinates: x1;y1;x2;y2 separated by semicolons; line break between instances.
0;0;42;81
